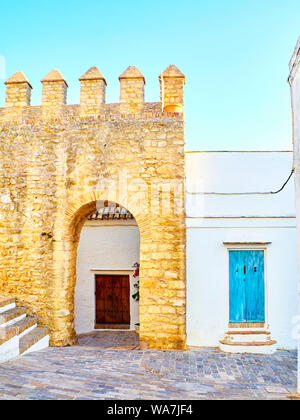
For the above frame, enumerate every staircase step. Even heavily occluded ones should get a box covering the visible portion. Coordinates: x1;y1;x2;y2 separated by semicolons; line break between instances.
0;297;15;314
224;331;272;343
219;338;277;355
220;339;277;347
0;316;38;345
0;296;15;309
226;330;270;335
19;327;49;355
0;307;27;327
228;322;265;329
0;296;49;363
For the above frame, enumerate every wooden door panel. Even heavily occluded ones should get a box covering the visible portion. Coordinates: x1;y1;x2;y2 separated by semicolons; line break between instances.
95;274;130;326
103;276;114;323
229;251;265;324
112;277;123;324
96;276;106;324
229;251;246;323
245;251;265;322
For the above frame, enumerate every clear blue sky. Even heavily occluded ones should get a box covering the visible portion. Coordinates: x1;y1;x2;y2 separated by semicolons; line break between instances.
0;0;299;151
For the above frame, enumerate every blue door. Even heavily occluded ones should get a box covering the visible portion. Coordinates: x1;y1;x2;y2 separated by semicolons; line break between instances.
229;250;265;323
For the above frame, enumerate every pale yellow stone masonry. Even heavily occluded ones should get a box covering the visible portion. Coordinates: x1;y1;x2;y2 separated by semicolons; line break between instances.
0;65;186;350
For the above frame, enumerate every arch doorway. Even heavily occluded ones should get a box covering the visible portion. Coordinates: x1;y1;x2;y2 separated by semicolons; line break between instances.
74;205;140;334
58;190;186;350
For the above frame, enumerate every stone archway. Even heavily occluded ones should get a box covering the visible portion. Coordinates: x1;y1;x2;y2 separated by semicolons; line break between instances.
75;202;140;334
47;188;186;350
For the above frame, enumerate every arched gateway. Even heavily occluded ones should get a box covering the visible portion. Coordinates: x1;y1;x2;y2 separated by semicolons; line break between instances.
0;65;186;350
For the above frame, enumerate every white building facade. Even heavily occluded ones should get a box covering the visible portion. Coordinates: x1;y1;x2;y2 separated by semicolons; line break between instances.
186;151;297;351
289;37;300;393
75;150;298;352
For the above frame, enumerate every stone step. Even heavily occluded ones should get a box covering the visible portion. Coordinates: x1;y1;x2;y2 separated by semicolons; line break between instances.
0;307;27;328
0;296;16;314
220;338;277;347
0;316;38;345
219;338;277;355
0;296;49;363
228;322;265;329
226;330;270;335
226;327;268;333
19;327;49;355
224;331;272;343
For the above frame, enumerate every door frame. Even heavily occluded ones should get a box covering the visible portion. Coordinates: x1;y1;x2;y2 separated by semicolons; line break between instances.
92;270;134;330
223;243;271;328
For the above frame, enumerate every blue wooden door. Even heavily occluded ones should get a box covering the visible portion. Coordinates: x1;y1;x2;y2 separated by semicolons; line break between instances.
229;250;265;323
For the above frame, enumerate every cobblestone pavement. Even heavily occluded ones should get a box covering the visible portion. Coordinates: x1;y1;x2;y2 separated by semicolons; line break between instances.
0;332;297;400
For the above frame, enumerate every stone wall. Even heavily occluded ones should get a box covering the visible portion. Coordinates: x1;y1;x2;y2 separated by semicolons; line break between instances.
0;65;186;350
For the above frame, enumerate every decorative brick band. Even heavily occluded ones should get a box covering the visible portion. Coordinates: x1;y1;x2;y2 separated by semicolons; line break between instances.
0;111;184;126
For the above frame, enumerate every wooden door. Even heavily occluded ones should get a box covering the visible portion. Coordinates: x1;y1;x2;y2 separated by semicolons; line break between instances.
95;274;130;328
229;250;265;323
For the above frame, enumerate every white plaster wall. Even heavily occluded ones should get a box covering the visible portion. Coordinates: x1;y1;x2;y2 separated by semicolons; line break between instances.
186;219;298;349
75;219;140;334
186;151;295;218
293;73;300;300
290;43;300;390
290;42;300;166
186;152;298;350
290;48;300;316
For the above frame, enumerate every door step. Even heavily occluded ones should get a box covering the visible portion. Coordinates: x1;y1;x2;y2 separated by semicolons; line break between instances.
0;296;49;363
228;322;265;329
95;324;130;330
223;330;272;343
220;328;277;354
225;330;270;335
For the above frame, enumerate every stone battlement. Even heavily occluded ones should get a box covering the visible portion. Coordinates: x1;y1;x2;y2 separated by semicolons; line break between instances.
0;65;185;121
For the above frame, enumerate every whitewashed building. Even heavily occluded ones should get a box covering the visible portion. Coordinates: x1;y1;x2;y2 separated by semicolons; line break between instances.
186;151;297;352
75;150;298;352
289;36;300;393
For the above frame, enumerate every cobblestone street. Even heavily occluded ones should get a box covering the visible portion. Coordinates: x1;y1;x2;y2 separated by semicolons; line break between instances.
0;332;297;400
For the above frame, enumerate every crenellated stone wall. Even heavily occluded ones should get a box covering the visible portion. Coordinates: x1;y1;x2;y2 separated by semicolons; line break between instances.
0;65;186;350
